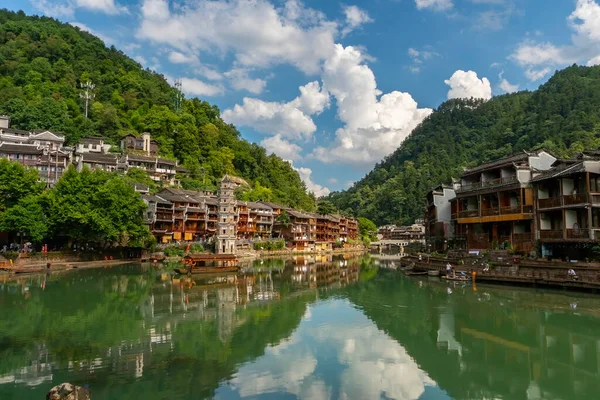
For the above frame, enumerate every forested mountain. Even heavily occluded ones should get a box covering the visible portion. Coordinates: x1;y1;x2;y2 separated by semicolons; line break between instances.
0;9;315;210
327;65;600;225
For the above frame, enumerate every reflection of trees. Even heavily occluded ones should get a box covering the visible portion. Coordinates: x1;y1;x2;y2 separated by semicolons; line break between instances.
0;263;321;399
344;273;600;400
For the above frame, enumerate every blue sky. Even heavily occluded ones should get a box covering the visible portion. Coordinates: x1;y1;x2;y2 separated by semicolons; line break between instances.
3;0;598;196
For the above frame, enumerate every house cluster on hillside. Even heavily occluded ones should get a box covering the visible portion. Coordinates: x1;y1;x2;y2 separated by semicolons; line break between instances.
0;115;184;186
425;149;600;259
142;187;359;248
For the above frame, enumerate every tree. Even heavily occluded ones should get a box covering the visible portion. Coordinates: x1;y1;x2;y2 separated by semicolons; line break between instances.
47;167;152;247
0;195;48;243
358;217;377;242
237;182;273;202
317;200;337;215
0;158;44;211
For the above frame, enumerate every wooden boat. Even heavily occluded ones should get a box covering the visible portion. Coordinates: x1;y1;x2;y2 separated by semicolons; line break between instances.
10;267;47;274
182;254;238;267
427;270;441;277
443;273;472;282
174;266;239;275
403;270;428;276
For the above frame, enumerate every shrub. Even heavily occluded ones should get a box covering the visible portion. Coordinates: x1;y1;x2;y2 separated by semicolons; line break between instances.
163;246;185;257
188;243;204;254
253;240;285;251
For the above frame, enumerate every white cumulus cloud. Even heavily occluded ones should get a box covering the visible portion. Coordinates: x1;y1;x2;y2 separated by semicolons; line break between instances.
224;68;268;94
511;0;600;80
313;45;432;164
137;0;338;74
415;0;454;11
180;77;224;97
75;0;128;14
261;135;302;161
498;71;519;93
31;0;75;18
222;81;329;140
167;51;199;65
342;5;373;36
295;166;330;197
445;70;492;100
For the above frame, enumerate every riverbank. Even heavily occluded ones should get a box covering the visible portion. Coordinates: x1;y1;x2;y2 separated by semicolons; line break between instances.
400;254;600;292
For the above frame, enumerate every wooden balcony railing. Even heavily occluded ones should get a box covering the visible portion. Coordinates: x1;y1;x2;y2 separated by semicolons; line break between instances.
457;176;518;193
539;193;600;209
567;228;590;239
539;230;563;239
458;205;533;219
513;232;533;242
564;193;589;206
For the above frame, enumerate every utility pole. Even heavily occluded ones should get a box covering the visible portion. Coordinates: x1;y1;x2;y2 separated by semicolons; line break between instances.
80;81;95;118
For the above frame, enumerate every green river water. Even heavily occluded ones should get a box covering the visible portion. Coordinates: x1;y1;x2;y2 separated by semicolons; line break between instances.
1;255;600;399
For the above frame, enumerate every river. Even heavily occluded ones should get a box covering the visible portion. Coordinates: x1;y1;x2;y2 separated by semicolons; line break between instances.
1;255;599;399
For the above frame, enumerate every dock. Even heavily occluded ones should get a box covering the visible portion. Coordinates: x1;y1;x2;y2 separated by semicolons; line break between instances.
399;254;600;291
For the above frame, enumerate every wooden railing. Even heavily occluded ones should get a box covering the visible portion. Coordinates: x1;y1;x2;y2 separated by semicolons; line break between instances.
567;228;590;239
539;193;600;209
539;230;563;239
457;176;518;193
457;205;533;219
513;232;533;242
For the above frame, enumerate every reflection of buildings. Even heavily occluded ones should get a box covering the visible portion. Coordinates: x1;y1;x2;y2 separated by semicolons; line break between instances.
351;278;600;400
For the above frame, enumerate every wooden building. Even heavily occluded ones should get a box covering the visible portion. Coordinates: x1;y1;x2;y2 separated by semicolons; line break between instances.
532;154;600;259
236;201;273;239
450;150;556;253
425;184;457;252
276;210;315;250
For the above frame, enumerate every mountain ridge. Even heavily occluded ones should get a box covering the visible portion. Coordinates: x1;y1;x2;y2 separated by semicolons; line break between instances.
0;9;316;210
327;64;600;225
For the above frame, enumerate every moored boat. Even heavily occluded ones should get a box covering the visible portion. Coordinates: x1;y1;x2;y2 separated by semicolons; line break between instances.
443;273;472;282
427;270;440;277
174;266;239;275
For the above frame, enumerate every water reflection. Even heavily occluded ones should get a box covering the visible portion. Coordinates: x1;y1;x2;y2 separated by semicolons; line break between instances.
1;257;600;399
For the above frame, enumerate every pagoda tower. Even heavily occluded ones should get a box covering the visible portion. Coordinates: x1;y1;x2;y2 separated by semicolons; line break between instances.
216;175;246;254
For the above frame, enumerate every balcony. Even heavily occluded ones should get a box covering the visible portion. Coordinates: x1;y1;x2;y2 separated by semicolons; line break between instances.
457;176;518;193
540;229;592;241
456;205;533;223
538;193;600;209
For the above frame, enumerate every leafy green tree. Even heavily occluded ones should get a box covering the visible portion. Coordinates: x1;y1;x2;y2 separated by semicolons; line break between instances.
0;195;48;243
0;158;44;211
47;167;152;247
237;182;273;202
317;200;337;215
358;217;377;241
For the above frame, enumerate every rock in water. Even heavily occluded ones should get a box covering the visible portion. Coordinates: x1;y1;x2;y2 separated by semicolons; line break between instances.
46;383;91;400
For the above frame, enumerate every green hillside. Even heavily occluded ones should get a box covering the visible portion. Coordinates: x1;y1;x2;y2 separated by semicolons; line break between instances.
0;9;315;210
327;65;600;225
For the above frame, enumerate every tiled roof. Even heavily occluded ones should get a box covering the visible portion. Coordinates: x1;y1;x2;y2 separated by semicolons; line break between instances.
258;201;289;210
287;210;311;219
127;154;177;166
80;153;118;164
1;127;30;135
462;151;534;176
532;161;587;182
30;131;65;142
80;136;104;144
0;133;28;142
0;143;43;154
246;201;273;210
142;194;172;205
